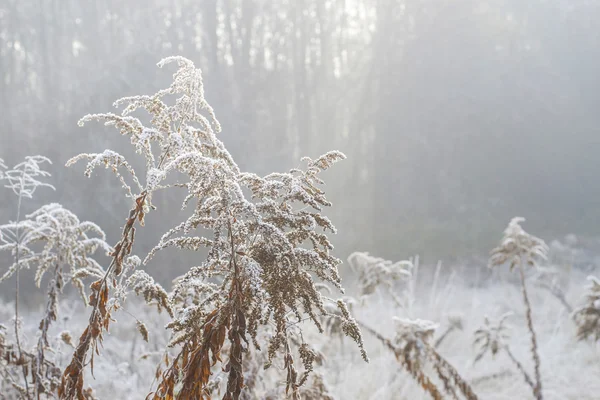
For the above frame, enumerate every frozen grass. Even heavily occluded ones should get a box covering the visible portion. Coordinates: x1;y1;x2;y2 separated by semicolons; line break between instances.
333;256;600;400
2;241;599;399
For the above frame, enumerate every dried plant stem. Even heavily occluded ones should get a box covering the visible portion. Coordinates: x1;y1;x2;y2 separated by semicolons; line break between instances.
470;369;513;386
518;260;543;400
357;320;479;400
354;321;395;354
434;326;455;348
152;221;247;400
36;273;54;396
58;57;359;400
35;261;62;398
13;175;31;399
223;221;246;400
425;343;479;400
152;310;224;399
431;361;460;400
59;192;147;399
504;346;535;391
356;321;444;400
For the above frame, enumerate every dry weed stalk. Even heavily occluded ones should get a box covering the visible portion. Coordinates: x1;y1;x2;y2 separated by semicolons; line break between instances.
0;323;61;398
218;330;333;400
58;194;150;399
470;369;513;386
140;59;366;398
359;318;478;400
473;313;534;391
321;296;357;345
59;56;215;398
347;252;412;305
0;156;57;399
434;315;464;349
55;56;364;399
573;275;600;340
147;145;366;398
180;327;329;400
473;313;511;364
490;217;548;400
27;204;109;398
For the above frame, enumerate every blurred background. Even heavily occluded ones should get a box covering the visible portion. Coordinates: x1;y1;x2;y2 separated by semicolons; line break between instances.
1;0;600;286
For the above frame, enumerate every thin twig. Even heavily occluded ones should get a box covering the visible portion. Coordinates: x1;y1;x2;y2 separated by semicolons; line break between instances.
13;168;30;398
504;346;535;390
518;261;543;400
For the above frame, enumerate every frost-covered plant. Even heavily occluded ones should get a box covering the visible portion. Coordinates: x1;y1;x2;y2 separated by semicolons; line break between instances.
473;312;535;391
321;296;357;344
573;276;600;341
392;317;438;367
149;147;364;398
0;322;62;398
490;217;547;400
199;332;334;400
396;318;478;400
347;252;412;305
125;268;173;317
360;318;478;400
490;217;549;270
59;56;365;400
433;314;464;348
473;313;511;363
0;155;54;396
214;329;331;400
59;56;227;399
0;203;110;292
3;156;55;199
0;203;111;397
103;255;163;347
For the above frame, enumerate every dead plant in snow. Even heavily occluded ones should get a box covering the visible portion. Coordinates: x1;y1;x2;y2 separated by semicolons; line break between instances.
57;56;365;400
489;217;548;400
360;318;478;400
434;314;464;348
473;313;535;391
347;251;412;305
573;275;600;341
0;201;109;398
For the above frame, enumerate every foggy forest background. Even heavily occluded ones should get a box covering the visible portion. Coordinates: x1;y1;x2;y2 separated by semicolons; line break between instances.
2;0;599;292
